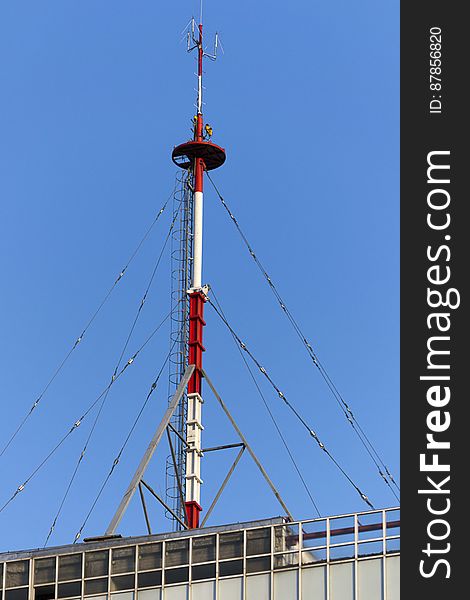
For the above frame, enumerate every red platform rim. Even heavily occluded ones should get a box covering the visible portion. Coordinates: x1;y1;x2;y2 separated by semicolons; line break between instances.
172;140;226;171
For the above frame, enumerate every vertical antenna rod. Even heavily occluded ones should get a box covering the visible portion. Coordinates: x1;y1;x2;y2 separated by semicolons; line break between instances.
171;16;225;529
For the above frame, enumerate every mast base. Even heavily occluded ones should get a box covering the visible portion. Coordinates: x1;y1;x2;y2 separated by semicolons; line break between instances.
185;500;202;529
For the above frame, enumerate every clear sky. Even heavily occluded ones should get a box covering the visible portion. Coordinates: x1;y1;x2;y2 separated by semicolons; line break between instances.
0;0;399;551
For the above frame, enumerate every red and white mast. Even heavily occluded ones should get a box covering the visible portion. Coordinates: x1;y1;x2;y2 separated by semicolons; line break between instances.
172;17;225;529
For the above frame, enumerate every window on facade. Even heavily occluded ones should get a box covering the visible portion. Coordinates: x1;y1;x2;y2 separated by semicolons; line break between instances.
85;551;109;578
192;536;216;564
111;548;135;575
137;570;162;588
191;563;216;581
5;589;29;600
246;556;271;573
34;558;56;585
246;528;271;556
219;532;243;560
273;552;299;570
164;540;189;568
34;585;55;600
138;544;162;572
58;581;82;598
274;525;297;553
164;567;189;585
58;555;82;582
219;559;243;577
84;578;108;596
110;575;134;592
6;561;29;588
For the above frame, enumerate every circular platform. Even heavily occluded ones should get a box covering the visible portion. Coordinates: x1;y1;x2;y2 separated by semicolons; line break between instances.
172;140;226;171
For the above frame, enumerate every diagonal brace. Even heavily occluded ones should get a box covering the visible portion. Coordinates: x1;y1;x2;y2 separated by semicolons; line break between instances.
201;445;245;527
138;482;152;535
141;479;188;530
202;368;294;522
166;427;188;526
105;364;195;535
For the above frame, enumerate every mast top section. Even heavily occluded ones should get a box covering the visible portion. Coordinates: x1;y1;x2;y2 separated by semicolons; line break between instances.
172;16;226;172
186;17;220;118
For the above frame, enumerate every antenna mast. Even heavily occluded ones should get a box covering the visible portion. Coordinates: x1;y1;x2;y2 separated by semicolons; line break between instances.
106;10;291;535
171;15;225;529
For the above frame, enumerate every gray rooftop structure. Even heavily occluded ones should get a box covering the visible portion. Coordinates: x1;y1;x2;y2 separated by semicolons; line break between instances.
1;507;400;600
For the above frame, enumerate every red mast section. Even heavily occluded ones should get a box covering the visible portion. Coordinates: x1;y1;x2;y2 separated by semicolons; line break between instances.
172;20;225;529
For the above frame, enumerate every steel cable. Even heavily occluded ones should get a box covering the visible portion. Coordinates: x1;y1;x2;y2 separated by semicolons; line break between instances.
211;288;322;517
0;184;178;460
43;203;184;546
206;172;400;499
207;296;375;510
72;332;181;543
0;312;172;517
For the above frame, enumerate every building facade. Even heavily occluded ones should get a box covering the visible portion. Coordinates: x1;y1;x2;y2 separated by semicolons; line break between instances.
1;507;399;600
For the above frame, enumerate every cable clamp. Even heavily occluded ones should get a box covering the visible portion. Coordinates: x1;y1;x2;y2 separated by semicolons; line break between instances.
311;435;325;449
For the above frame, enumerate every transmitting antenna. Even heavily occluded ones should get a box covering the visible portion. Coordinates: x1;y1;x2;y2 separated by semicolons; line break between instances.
106;14;227;534
105;12;291;536
171;15;225;529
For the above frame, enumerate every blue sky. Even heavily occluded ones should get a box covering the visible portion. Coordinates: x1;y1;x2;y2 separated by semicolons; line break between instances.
0;0;399;551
